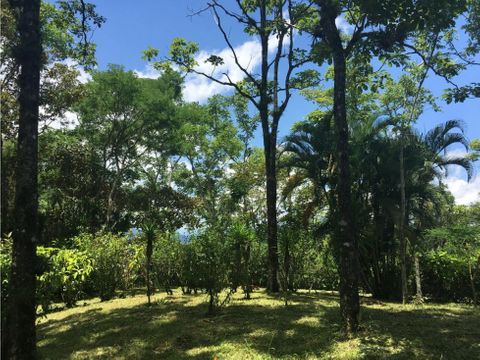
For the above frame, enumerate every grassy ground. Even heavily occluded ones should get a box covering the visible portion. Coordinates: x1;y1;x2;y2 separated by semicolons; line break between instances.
37;289;480;359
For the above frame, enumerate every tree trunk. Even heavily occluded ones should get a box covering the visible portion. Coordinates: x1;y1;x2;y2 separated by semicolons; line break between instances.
105;176;120;227
3;0;42;358
316;3;360;333
468;261;478;305
265;146;279;292
208;289;215;315
146;233;153;306
414;253;422;302
332;49;360;334
259;1;279;293
399;139;408;304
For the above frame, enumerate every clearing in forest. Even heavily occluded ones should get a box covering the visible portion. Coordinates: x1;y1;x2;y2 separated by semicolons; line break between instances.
37;289;480;359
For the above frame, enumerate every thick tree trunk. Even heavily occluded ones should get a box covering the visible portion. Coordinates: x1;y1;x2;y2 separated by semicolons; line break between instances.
3;0;42;358
332;51;360;334
414;253;422;301
316;3;359;332
259;1;279;293
399;140;408;304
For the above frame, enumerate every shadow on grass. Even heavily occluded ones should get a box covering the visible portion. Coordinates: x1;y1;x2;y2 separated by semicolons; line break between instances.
37;291;480;359
360;305;480;359
37;292;342;359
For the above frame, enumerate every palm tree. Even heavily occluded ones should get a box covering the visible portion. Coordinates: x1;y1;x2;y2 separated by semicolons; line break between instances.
422;120;474;181
280;113;336;223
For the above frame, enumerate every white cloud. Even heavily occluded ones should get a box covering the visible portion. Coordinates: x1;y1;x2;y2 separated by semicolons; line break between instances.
444;175;480;205
62;59;92;83
443;148;469;159
335;16;354;34
41;109;79;131
134;64;161;79
76;67;92;84
436;150;480;205
134;36;289;104
182;39;264;103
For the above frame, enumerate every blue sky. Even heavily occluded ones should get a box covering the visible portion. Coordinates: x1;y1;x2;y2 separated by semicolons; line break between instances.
83;0;480;204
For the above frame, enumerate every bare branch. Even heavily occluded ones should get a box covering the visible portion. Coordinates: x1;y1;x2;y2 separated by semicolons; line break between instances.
402;41;459;90
208;0;257;30
182;65;260;108
187;3;211;18
210;5;260;89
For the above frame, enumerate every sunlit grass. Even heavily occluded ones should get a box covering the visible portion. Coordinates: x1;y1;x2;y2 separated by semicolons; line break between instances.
37;289;480;359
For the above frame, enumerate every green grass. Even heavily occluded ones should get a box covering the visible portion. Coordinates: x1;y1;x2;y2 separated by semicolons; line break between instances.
37;289;480;359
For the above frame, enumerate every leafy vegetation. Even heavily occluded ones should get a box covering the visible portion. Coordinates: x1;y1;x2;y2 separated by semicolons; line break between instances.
1;0;479;357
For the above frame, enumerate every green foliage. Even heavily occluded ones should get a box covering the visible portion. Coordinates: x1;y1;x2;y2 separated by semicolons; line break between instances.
424;204;480;302
225;221;259;297
151;233;182;293
43;0;105;67
1;233;13;324
36;247;93;311
190;227;231;313
279;229;339;292
1;237;94;313
74;232;142;301
422;249;478;301
38;129;109;243
75;65;184;230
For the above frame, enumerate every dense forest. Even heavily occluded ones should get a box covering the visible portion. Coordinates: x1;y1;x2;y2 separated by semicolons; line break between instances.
1;0;479;359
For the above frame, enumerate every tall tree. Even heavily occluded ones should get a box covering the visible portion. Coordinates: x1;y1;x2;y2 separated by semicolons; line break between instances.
310;0;468;333
3;0;103;356
4;0;42;357
144;0;315;292
380;64;439;304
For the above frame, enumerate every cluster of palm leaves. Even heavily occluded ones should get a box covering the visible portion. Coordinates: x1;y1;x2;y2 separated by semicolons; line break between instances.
281;114;474;300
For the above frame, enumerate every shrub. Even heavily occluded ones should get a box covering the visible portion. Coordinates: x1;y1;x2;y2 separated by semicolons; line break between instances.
74;232;142;301
1;234;13;324
422;250;480;302
152;233;182;295
191;227;230;314
37;247;93;311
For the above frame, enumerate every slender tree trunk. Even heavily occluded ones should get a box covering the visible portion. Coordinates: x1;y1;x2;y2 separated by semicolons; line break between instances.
284;237;291;291
146;233;153;306
3;0;42;358
414;253;422;301
105;176;120;227
244;240;252;299
208;289;215;315
399;139;408;304
265;145;279;292
468;261;478;305
332;50;359;334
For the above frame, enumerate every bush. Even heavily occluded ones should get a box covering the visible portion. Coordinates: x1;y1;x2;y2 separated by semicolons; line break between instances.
152;233;182;295
37;247;93;311
1;234;12;324
225;221;260;298
74;232;142;301
422;250;480;302
190;227;230;314
178;241;201;294
279;229;339;292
